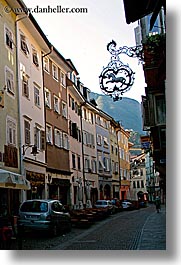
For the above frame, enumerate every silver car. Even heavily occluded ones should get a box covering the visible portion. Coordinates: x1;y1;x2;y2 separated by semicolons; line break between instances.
18;199;71;236
94;200;114;214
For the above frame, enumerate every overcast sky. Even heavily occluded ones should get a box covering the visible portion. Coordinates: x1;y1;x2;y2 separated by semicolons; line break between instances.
22;0;147;102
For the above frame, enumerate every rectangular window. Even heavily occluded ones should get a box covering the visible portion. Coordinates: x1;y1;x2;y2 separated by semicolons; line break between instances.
96;116;101;125
71;98;75;110
34;86;40;107
20;34;29;55
85;158;90;172
97;134;102;145
71;122;78;140
62;101;67;118
115;162;119;174
5;26;13;50
91;113;94;124
46;124;52;144
141;180;144;188
111;145;114;154
7;117;16;146
104;157;110;171
137;181;140;188
5;66;14;94
62;133;69;150
72;154;76;169
98;155;104;172
68;95;71;107
54;96;60;113
103;137;109;148
22;74;29;98
52;64;58;80
43;57;49;72
45;88;51;108
24;120;31;145
54;129;63;148
92;159;97;173
60;71;66;86
32;47;39;67
77;156;81;170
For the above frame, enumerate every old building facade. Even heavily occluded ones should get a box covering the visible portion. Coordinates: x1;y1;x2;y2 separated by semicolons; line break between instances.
0;0;30;215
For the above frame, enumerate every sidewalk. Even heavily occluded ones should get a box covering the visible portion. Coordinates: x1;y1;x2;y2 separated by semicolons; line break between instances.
137;204;166;250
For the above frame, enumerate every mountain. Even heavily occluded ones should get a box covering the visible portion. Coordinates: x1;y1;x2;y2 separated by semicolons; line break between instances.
90;92;144;134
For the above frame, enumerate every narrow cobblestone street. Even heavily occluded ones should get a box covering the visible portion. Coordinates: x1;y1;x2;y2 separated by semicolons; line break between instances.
14;204;165;250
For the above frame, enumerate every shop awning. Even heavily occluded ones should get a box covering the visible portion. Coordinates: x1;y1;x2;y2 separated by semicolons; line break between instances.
0;169;31;190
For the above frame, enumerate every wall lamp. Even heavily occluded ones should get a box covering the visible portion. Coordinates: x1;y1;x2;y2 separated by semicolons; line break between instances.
22;144;39;156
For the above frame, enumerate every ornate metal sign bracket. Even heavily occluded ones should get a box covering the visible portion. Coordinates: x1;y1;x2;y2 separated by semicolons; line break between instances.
99;40;143;101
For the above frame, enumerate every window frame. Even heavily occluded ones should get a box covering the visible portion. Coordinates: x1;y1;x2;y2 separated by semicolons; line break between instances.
24;120;31;145
54;128;63;148
6;116;16;146
52;63;58;80
54;95;60;114
60;71;66;87
5;66;15;95
62;101;67;118
5;25;14;51
45;88;51;108
46;124;53;145
20;33;29;55
32;47;39;67
72;153;76;169
43;57;49;72
34;85;40;107
22;73;29;98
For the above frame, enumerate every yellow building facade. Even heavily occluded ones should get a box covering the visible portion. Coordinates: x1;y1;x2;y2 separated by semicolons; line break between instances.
117;127;130;201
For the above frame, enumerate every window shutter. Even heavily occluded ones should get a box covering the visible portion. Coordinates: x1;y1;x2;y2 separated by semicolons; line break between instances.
24;120;30;144
40;130;45;150
34;127;37;146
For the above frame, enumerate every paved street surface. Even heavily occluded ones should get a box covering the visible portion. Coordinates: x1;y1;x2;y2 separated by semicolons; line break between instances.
12;204;166;250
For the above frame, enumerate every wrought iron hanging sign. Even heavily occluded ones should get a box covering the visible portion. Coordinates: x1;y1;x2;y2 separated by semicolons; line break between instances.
99;40;143;101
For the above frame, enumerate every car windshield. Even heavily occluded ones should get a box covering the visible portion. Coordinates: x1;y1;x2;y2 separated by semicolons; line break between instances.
20;201;48;213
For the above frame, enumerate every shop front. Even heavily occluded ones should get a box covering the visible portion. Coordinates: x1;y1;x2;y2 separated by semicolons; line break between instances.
26;170;45;199
48;178;71;206
120;180;130;201
0;169;30;215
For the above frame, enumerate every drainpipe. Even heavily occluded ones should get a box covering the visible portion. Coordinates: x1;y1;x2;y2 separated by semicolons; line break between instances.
41;45;53;163
41;46;53;199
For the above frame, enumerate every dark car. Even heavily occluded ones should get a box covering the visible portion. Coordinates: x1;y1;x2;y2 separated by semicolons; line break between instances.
18;199;71;236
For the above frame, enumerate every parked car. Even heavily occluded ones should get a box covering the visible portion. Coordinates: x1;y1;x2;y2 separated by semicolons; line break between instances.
122;201;134;210
94;200;114;214
18;199;71;236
